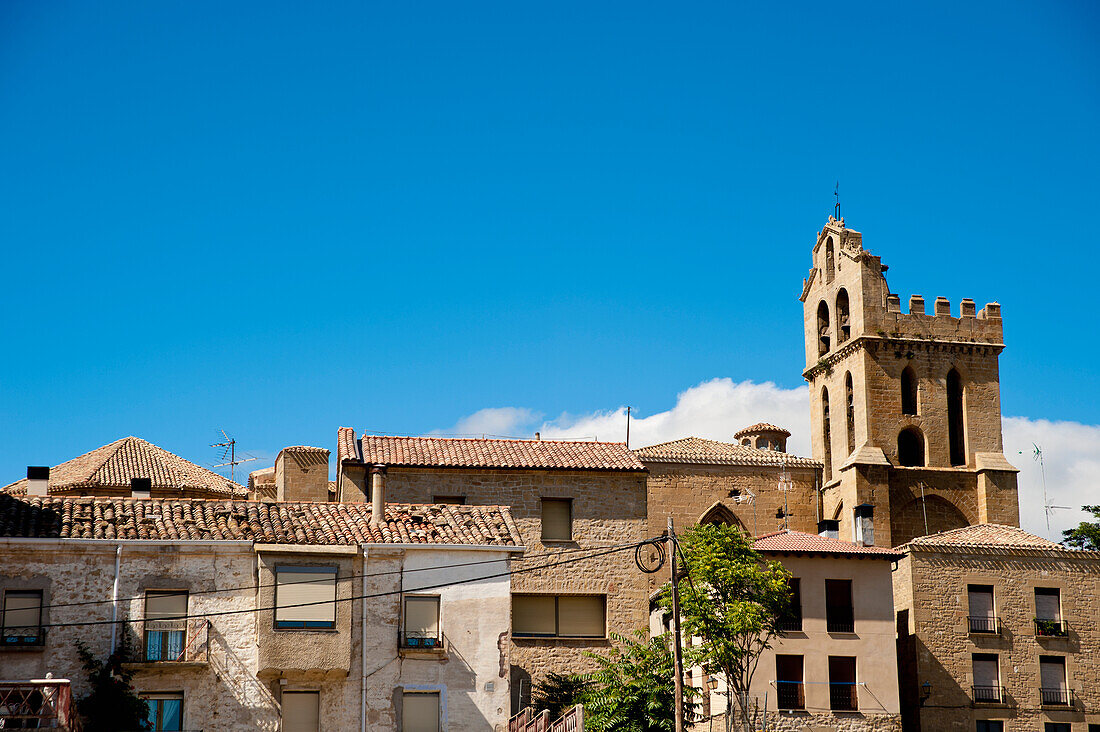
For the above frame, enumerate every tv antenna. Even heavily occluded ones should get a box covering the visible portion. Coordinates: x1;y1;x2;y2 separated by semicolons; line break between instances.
212;430;257;484
1020;444;1070;535
777;457;794;530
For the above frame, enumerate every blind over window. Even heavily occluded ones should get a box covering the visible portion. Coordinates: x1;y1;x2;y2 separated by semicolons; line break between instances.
402;692;439;732
541;499;572;541
2;592;41;628
276;568;336;625
1035;588;1060;620
558;596;605;637
512;595;556;635
405;597;440;638
968;586;994;619
972;655;999;687
145;591;187;619
281;691;319;732
1040;657;1066;690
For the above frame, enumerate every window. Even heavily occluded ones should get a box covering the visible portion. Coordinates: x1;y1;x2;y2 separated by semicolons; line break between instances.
897;427;924;467
281;690;320;732
402;691;440;732
402;596;441;649
853;504;874;547
825;579;854;633
1035;588;1065;636
828;656;857;711
512;594;605;638
901;366;918;415
971;654;1001;703
817;301;831;355
2;590;43;646
824;237;835;283
778;578;802;632
144;591;187;662
967;585;997;634
775;655;804;709
432;496;465;505
143;693;183;731
1045;725;1071;732
275;567;336;629
844;372;855;456
1039;656;1068;705
975;722;1003;732
541;499;572;542
947;369;966;466
836;289;850;344
821;387;832;482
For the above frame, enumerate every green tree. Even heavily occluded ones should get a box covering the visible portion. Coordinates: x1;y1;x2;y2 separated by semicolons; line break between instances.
1063;505;1100;550
531;672;589;721
581;630;699;732
75;640;151;732
662;523;792;732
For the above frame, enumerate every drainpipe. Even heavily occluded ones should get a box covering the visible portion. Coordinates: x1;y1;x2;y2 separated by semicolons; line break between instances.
369;465;386;528
109;544;122;653
360;545;370;732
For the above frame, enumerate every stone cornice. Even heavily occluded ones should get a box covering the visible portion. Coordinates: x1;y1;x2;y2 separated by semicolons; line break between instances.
803;334;1006;380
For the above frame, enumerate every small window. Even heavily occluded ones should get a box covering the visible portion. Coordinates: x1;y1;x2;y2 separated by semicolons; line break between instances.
432;496;465;505
275;567;336;629
143;693;183;731
897;428;924;467
281;690;320;732
541;499;573;542
402;691;440;732
821;387;832;482
778;578;802;632
512;594;605;638
947;368;966;466
967;585;997;634
901;366;918;415
1044;724;1071;732
825;580;854;633
817;301;831;355
836;288;850;344
976;722;1004;732
828;656;857;711
2;590;43;646
144;591;187;662
775;655;804;709
402;596;441;649
844;372;855;456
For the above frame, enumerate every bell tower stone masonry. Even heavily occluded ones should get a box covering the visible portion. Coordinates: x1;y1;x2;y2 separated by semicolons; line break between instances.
799;217;1019;547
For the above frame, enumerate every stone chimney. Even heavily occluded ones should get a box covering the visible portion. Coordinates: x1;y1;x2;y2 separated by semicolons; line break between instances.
370;465;386;527
131;477;152;499
275;447;331;502
27;466;49;497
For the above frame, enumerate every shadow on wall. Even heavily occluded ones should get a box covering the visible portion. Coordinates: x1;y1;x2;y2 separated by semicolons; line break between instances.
511;665;532;713
208;626;281;731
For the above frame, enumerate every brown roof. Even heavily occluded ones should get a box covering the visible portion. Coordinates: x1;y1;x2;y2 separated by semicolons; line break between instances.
0;494;522;547
633;437;818;468
898;523;1066;552
755;529;902;558
2;437;247;498
734;423;792;438
337;427;359;463
352;435;646;471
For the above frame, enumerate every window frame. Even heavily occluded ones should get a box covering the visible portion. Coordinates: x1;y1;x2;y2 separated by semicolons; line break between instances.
1;589;45;647
273;565;338;630
540;498;574;542
281;689;321;732
141;692;184;731
402;594;442;649
511;593;607;639
401;690;441;732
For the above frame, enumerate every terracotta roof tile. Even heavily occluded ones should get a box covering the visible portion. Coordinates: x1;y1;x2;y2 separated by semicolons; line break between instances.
353;435;645;471
734;423;792;438
2;437;247;498
633;437;818;468
0;494;522;547
337;427;359;463
897;523;1065;552
754;529;901;558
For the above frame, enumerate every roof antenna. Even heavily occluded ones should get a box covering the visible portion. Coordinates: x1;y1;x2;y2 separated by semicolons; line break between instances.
212;430;257;484
1021;444;1070;536
834;181;841;221
626;406;632;449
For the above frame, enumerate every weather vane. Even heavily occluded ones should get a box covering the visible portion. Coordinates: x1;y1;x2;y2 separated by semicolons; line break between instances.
834;181;841;220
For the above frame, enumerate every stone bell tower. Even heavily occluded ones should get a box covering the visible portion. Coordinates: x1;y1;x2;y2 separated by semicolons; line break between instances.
799;217;1019;547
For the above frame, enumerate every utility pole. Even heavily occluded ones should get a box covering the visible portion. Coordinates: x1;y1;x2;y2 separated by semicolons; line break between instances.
668;516;685;732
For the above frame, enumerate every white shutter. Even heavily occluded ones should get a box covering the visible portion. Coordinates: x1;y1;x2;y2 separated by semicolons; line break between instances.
1035;589;1060;621
557;596;605;637
512;595;556;635
402;692;439;732
541;500;572;541
282;691;319;732
276;569;336;625
3;592;41;628
145;592;187;619
404;597;439;638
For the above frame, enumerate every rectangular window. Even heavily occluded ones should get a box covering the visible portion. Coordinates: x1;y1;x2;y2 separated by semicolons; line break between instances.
775;655;804;710
541;499;573;541
975;722;1003;732
2;590;43;646
1044;724;1071;732
1039;656;1068;705
281;691;320;732
825;579;854;633
144;591;187;662
1034;587;1066;636
512;594;605;638
275;567;336;629
432;495;466;505
971;654;1001;703
828;656;857;711
403;596;441;649
779;578;802;632
967;585;997;634
143;693;183;731
402;691;440;732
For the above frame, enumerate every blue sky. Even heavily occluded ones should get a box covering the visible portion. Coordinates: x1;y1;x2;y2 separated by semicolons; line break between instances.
2;1;1098;527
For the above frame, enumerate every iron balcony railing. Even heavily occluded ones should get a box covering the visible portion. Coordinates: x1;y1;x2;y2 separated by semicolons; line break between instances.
121;618;209;664
0;679;80;730
967;616;1001;635
829;682;858;711
0;624;47;648
826;607;854;633
972;685;1005;704
1034;619;1069;637
776;681;805;710
1040;687;1072;706
777;616;803;633
398;630;444;651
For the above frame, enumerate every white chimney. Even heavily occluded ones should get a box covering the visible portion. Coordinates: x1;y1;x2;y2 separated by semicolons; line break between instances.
27;467;49;497
131;477;152;499
369;465;386;527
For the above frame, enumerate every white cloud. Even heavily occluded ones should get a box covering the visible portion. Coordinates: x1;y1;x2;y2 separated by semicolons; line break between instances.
434;379;1100;543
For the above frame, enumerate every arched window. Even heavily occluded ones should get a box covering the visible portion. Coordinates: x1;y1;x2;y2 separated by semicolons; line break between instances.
947;369;966;466
845;372;855;456
817;301;831;355
901;366;918;416
824;237;835;283
740;438;751;447
756;437;769;450
836;289;850;345
822;387;832;482
700;501;742;528
898;428;925;467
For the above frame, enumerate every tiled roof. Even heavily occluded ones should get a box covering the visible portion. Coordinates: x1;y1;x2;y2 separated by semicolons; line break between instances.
354;435;646;471
754;530;902;558
337;427;359;463
633;437;819;468
0;494;522;547
898;523;1065;552
2;437;247;498
734;423;791;438
280;446;330;455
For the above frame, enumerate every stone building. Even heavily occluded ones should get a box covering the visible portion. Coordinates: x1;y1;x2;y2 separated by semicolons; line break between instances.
799;217;1019;548
892;523;1100;732
0;493;522;731
334;430;651;709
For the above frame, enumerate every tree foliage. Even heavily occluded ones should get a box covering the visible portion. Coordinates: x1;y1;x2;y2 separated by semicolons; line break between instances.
661;523;792;731
532;672;590;722
580;630;699;732
1062;505;1100;550
75;639;151;732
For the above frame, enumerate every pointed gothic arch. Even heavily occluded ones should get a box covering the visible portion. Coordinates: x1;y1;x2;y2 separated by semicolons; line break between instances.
836;288;851;344
817;301;831;355
892;495;970;545
699;501;744;529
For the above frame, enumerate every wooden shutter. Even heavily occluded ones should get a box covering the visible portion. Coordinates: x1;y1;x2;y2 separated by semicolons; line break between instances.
1040;657;1066;691
282;691;320;732
276;569;336;625
972;655;999;687
557;596;605;637
968;586;994;619
402;692;439;732
1035;589;1060;620
2;592;41;628
145;591;187;619
512;595;556;636
541;499;572;541
405;597;440;638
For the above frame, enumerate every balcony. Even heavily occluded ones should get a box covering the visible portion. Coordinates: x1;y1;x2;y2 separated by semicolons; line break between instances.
776;681;805;710
826;608;854;633
398;630;445;655
967;616;1001;635
829;683;858;711
971;685;1005;705
121;619;209;666
1039;688;1072;707
0;679;80;730
1034;619;1068;637
777;616;803;633
0;624;46;648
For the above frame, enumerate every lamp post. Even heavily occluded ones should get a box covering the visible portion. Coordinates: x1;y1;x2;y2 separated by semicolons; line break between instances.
706;674;732;732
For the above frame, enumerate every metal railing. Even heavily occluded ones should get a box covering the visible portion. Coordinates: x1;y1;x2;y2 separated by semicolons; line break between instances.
1034;619;1068;637
398;630;444;651
777;616;803;633
967;616;1000;634
1040;687;1072;706
776;681;805;710
0;625;47;648
829;683;858;711
826;607;854;633
0;679;80;730
122;618;209;664
971;685;1004;704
